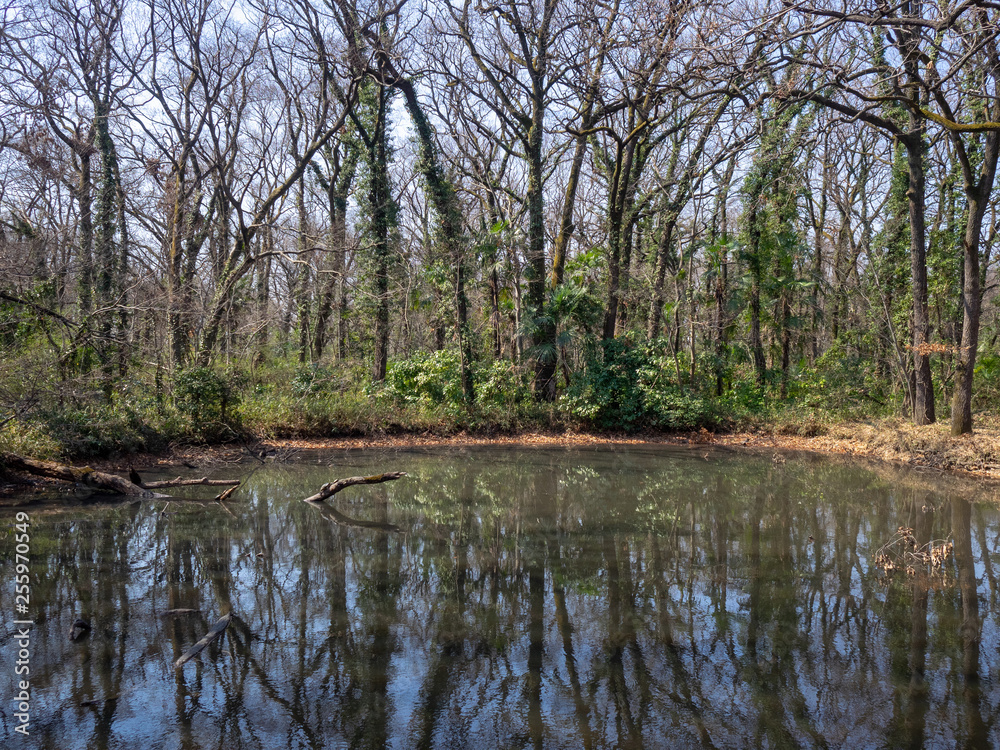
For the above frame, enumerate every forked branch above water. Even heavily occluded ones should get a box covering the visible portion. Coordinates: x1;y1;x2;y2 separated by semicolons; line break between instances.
302;472;407;503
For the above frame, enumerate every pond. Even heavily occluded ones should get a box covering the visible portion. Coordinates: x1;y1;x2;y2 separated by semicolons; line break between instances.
1;445;999;749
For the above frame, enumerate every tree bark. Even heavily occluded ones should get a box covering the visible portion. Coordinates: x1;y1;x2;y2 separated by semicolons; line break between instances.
948;96;999;433
903;127;935;425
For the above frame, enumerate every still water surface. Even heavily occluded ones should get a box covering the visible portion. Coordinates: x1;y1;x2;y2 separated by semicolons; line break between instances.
1;445;999;749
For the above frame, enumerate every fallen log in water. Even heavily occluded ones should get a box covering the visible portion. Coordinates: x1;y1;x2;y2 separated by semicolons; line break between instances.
302;472;406;503
1;453;155;497
173;612;232;669
0;452;242;499
142;476;241;489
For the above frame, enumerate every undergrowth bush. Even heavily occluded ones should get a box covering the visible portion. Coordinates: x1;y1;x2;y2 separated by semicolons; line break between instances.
174;367;235;422
473;359;532;410
0;420;60;459
379;349;463;405
35;402;171;458
562;338;715;431
790;344;890;418
974;353;1000;411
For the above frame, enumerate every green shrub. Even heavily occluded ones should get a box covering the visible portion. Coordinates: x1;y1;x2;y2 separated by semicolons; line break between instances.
0;420;61;459
35;403;167;458
172;366;243;441
790;344;889;418
715;370;769;423
562;338;647;429
562;338;715;431
640;386;714;430
174;367;235;423
974;353;1000;410
379;349;463;405
473;360;532;409
291;363;332;396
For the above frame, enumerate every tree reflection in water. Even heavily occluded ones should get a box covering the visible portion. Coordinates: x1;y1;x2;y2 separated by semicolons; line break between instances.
3;446;999;748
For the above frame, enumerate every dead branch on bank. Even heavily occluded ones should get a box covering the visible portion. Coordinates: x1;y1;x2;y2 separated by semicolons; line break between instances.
173;612;232;669
302;472;406;503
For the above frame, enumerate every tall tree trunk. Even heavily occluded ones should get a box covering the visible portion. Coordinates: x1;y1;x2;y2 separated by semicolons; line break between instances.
296;179;312;364
810;160;829;361
371;95;391;383
168;166;188;367
745;203;767;386
386;71;474;401
711;154;736;396
77;146;94;372
551;0;616;290
647;216;677;339
94;101;122;395
527;85;555;399
77;151;94;347
313;144;354;361
714;247;729;396
255;224;272;360
779;291;792;398
604;202;625;340
903;127;935;425
950;131;998;434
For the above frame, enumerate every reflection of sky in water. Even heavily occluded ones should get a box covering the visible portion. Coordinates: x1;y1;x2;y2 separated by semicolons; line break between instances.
1;446;998;748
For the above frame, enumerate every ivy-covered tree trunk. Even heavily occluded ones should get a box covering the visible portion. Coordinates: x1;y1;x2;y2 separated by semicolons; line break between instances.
527;85;556;399
255;223;272;359
745;206;767;387
603;142;646;341
388;73;475;402
167;166;188;367
368;88;393;383
93;100;127;395
647;215;678;340
75;149;95;374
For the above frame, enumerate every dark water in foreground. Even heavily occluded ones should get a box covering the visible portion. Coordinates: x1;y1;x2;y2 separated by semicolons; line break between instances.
1;446;999;749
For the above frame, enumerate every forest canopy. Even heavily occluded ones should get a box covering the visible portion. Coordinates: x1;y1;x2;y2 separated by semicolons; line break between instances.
0;0;998;455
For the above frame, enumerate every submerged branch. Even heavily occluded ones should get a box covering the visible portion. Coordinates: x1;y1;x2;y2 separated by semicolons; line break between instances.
173;612;232;669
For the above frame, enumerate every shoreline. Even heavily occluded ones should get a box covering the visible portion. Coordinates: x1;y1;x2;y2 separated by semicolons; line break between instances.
115;418;1000;482
4;419;1000;500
